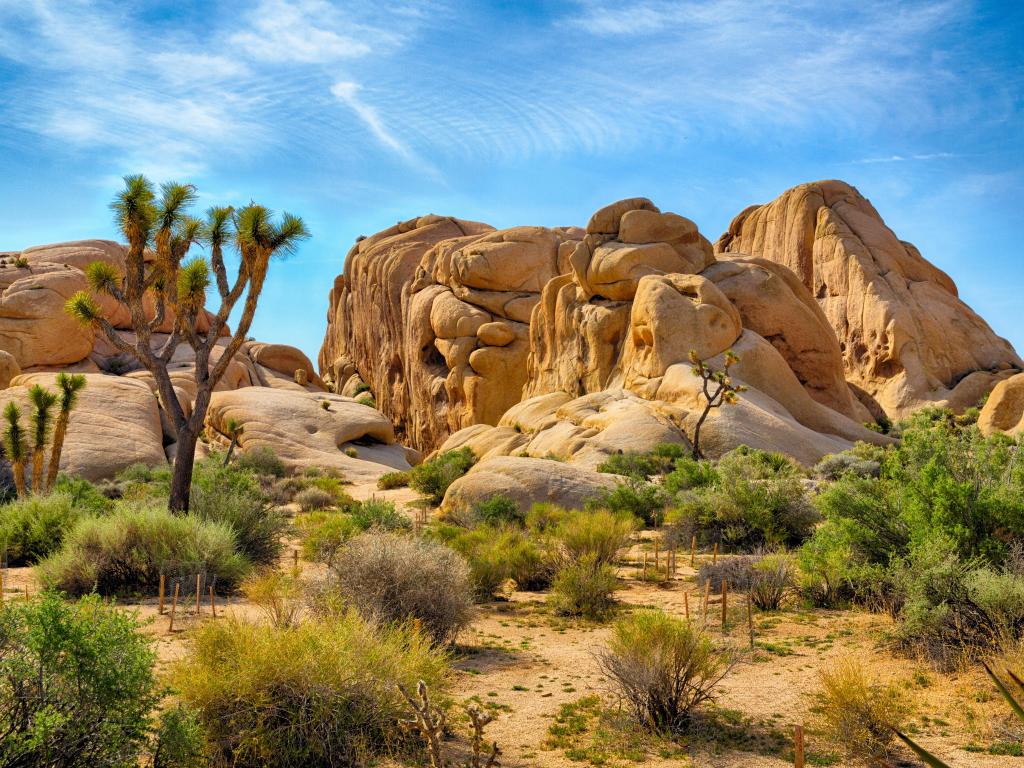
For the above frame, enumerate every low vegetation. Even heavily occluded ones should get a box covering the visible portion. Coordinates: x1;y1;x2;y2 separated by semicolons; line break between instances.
408;446;476;505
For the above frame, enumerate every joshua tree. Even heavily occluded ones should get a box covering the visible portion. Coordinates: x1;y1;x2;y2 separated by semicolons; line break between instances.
46;373;86;491
689;349;746;460
222;418;244;467
3;402;27;498
28;384;57;493
66;175;308;512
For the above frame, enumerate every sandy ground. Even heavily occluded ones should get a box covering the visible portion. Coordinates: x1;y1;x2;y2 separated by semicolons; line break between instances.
3;481;1018;767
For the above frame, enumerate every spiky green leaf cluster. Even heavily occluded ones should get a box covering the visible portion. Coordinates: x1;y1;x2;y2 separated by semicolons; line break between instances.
56;372;87;412
64;291;103;326
177;258;211;311
110;174;157;242
84;261;121;294
28;384;58;448
3;401;27;462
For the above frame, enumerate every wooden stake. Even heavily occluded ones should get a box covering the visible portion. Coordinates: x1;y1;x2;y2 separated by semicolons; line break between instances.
747;593;755;648
702;580;711;622
794;725;805;768
195;574;202;615
209;585;216;618
712;542;718;565
683;591;690;620
721;578;729;633
158;573;165;615
293;549;299;570
168;582;179;633
653;540;659;570
24;585;29;602
690;535;696;567
642;553;648;580
0;571;4;604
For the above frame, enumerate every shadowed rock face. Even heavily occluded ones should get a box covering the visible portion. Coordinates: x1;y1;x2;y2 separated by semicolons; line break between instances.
715;180;1022;421
321;192;924;472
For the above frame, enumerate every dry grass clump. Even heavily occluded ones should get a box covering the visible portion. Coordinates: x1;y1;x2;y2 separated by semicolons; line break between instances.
548;554;619;620
242;569;306;628
814;657;914;766
324;531;473;645
294;487;334;512
598;609;737;733
171;610;448;768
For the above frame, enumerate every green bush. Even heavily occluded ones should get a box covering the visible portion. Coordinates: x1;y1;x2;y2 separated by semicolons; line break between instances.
52;474;115;515
349;498;411;531
171;611;448;767
814;658;913;766
749;552;797;611
233;446;286;477
470;493;524;527
0;493;82;565
38;502;249;595
434;524;554;598
191;484;285;566
663;456;719;494
588;479;668;527
813;451;881;481
325;531;473;645
408;447;476;505
298;511;359;565
0;591;160;767
151;705;207;768
549;555;619;619
376;471;410;490
294;487;334;512
553;509;636;566
597;443;688;480
597;609;735;733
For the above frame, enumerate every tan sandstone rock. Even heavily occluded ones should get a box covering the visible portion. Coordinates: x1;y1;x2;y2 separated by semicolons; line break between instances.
978;373;1024;437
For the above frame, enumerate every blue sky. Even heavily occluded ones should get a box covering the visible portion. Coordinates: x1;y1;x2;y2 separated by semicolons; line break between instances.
0;0;1021;362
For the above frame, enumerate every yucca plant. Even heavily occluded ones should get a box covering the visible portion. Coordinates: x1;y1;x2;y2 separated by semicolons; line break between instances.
28;384;57;494
895;662;1023;766
222;418;244;466
3;401;28;498
65;176;308;512
45;373;86;491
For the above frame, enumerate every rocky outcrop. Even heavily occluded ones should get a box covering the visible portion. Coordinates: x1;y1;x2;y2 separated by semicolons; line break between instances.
0;240;413;482
978;373;1024;437
441;456;619;516
715;180;1021;420
323;195;903;464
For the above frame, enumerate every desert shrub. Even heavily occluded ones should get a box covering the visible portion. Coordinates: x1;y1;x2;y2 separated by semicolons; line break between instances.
588;478;668;527
749;552;797;610
233;446;286;477
349;498;411;531
893;540;1024;666
697;555;758;593
470;493;524;527
0;591;160;767
408;447;476;505
171;611;449;768
152;705;207;768
242;569;305;628
38;502;249;595
553;509;636;566
0;492;82;565
294;487;334;512
328;531;472;644
434;524;554;598
298;511;359;565
598;609;736;733
191;484;285;566
377;470;410;490
549;555;619;619
663;456;719;495
814;658;913;766
597;443;688;480
525;502;570;534
814;451;881;480
52;474;115;515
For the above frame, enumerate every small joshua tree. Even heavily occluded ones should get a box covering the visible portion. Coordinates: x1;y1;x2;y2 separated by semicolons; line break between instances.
46;373;86;491
222;417;244;467
28;384;57;493
66;175;309;512
689;349;746;460
3;402;27;498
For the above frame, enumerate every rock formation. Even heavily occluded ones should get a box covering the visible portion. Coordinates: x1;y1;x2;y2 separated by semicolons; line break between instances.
0;241;407;481
715;180;1021;421
978;373;1024;437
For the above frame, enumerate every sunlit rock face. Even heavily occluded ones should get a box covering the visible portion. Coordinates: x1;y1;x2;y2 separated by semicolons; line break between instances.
715;179;1022;422
320;190;962;468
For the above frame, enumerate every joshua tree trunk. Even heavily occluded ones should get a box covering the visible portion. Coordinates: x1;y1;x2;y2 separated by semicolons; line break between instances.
223;436;238;467
30;451;44;494
11;459;25;498
46;415;68;490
